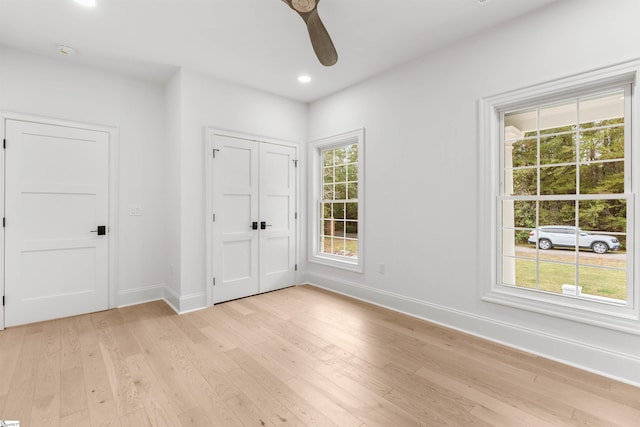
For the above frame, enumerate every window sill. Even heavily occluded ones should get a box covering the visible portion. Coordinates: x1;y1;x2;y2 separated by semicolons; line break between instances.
483;286;640;335
309;254;363;273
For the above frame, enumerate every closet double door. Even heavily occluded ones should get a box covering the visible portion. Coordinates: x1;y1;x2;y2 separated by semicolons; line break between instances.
211;134;297;304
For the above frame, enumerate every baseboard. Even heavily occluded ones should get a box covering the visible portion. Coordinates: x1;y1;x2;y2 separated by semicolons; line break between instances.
304;272;640;388
117;283;207;315
117;283;166;308
160;286;179;314
178;291;207;314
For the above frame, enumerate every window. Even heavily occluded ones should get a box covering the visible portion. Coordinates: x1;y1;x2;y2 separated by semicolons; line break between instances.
479;62;640;331
310;129;364;272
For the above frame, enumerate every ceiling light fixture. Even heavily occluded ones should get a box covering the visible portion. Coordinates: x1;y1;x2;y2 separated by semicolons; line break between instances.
74;0;97;7
298;75;312;84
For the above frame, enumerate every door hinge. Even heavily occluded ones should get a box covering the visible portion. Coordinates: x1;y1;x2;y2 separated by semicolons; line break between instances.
2;296;4;306
213;148;220;158
294;212;298;220
212;213;216;222
213;277;216;286
3;139;5;149
295;264;298;271
2;217;5;228
293;159;299;168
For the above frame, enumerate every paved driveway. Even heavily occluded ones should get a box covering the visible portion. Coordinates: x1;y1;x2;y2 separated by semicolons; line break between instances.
516;246;627;261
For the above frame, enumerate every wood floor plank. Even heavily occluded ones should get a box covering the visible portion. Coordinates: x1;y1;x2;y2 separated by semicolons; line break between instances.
30;394;60;427
247;292;294;321
111;323;143;358
0;326;26;397
219;385;277;427
300;367;415;427
60;366;88;418
33;320;61;401
98;326;144;417
119;408;152;427
533;373;640;425
187;337;240;375
60;316;85;372
226;347;338;427
322;350;395;397
126;353;181;427
81;329;121;427
134;315;244;427
128;319;199;417
198;324;238;352
59;408;91;427
0;394;6;416
1;285;639;426
2;328;44;425
382;362;490;426
225;367;304;426
177;406;212;427
315;362;423;427
224;299;256;316
153;343;244;427
416;365;560;427
413;353;577;423
284;376;363;427
169;314;209;345
469;404;558;427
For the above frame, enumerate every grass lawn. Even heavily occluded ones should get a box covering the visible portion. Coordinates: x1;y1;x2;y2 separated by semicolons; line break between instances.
322;238;358;258
510;249;627;301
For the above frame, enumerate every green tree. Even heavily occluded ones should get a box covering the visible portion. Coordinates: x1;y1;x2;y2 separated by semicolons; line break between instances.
510;117;626;245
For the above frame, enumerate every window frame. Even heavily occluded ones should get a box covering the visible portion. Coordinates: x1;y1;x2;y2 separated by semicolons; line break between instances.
309;129;364;273
478;61;640;334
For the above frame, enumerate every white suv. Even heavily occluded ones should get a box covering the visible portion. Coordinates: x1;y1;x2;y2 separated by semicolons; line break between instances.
528;226;620;254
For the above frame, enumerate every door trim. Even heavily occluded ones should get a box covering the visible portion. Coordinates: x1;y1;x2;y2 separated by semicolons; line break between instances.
205;128;300;307
0;112;119;330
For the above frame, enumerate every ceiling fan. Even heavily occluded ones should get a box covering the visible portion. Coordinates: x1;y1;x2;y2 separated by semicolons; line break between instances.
281;0;338;66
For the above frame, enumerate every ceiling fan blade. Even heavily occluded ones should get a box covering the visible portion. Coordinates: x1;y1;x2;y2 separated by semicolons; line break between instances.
281;0;338;66
305;9;338;66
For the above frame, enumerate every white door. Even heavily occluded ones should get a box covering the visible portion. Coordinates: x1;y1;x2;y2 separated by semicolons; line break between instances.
259;143;297;292
4;119;109;327
212;136;260;303
211;134;296;304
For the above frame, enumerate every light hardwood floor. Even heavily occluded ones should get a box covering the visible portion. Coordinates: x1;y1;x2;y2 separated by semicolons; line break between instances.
1;285;639;426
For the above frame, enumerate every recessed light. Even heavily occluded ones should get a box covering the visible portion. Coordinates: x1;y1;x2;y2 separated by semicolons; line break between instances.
74;0;97;7
298;75;312;84
58;45;76;55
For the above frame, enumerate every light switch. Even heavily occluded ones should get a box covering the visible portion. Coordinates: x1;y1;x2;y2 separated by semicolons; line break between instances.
129;205;142;216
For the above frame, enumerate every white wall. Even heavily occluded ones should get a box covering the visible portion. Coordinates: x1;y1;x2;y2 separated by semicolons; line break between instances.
306;0;640;385
165;72;182;303
0;47;169;305
173;69;308;310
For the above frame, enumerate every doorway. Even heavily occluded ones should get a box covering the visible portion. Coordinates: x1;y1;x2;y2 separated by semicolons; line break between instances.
2;117;114;327
206;131;298;304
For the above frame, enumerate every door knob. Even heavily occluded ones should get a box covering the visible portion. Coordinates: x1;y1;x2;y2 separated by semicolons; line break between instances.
251;221;258;230
260;221;272;230
90;225;107;235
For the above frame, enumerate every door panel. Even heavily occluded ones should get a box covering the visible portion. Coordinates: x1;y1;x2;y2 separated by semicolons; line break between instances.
212;136;260;303
259;143;296;293
4;119;109;327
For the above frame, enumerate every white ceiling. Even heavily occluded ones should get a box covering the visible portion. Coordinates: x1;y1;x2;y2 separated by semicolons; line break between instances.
0;0;561;103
